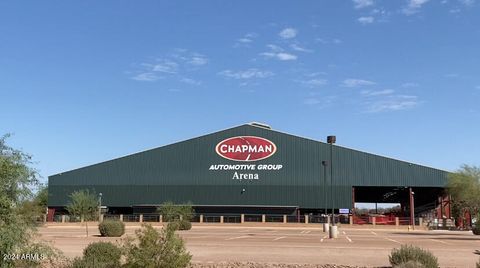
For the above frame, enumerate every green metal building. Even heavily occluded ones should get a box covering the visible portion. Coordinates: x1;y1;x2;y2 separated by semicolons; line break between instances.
47;123;449;219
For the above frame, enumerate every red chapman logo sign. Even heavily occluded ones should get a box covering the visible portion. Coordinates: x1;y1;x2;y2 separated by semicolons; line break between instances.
215;136;277;162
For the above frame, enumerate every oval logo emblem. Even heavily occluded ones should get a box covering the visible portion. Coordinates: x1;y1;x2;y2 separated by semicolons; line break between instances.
215;136;277;162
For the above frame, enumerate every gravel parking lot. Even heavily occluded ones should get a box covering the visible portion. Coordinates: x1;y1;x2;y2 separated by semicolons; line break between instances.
38;224;480;267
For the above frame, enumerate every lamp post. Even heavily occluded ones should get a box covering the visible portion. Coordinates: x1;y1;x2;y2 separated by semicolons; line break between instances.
322;160;328;215
322;160;329;233
98;192;103;222
327;135;336;225
327;135;338;239
409;188;415;230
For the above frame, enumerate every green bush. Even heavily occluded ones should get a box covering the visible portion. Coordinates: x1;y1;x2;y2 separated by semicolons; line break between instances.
472;224;480;235
166;220;191;231
178;220;192;230
71;242;122;268
122;224;191;268
98;220;125;237
389;245;439;268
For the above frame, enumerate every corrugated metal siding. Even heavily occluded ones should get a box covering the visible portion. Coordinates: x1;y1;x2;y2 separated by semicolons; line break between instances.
48;124;448;209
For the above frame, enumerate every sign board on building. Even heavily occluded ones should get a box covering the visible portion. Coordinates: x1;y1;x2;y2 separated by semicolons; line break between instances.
339;208;350;214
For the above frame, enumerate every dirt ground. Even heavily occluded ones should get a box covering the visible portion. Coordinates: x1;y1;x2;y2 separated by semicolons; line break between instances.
37;223;480;268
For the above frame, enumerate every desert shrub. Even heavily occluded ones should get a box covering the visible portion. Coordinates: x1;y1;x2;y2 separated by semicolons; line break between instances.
178;220;192;230
71;242;121;268
167;220;192;231
122;224;191;268
477;258;480;268
472;224;480;235
394;260;425;268
389;245;439;268
159;202;194;222
98;220;125;237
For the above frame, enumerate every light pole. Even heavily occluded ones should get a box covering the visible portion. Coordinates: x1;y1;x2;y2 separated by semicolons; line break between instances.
98;193;103;222
327;135;336;225
322;160;328;215
322;160;329;233
409;188;415;230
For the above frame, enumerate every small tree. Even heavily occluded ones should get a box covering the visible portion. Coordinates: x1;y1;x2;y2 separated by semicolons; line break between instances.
122;224;191;268
447;165;480;227
0;134;64;267
66;189;98;237
158;201;194;222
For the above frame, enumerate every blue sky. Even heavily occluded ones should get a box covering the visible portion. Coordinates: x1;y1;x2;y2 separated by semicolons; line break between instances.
1;0;479;184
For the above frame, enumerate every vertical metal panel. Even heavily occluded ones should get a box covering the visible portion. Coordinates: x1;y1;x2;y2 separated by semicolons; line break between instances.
48;124;448;209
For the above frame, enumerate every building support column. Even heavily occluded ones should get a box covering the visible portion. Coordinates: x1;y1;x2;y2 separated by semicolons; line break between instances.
47;208;55;222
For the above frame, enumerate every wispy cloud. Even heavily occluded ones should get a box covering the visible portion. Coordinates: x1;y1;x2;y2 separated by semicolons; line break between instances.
218;68;274;79
235;33;258;47
366;95;419;112
261;45;298;61
130;49;208;84
152;60;179;74
402;0;431;15
188;54;208;66
301;79;328;87
279;28;297;39
131;72;161;82
353;0;374;9
342;78;376;87
290;43;313;53
358;16;375;24
315;38;343;45
304;96;336;108
459;0;475;6
180;77;202;85
361;89;395;96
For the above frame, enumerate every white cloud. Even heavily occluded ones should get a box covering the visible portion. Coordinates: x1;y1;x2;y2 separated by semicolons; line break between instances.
152;60;178;74
353;0;374;9
188;55;208;66
290;44;313;53
130;49;208;83
180;77;202;85
277;53;298;61
459;0;475;6
445;73;460;78
261;52;297;61
342;78;377;87
218;69;274;79
279;28;297;39
267;44;284;52
361;89;395;96
366;95;419;112
315;38;342;44
131;72;161;82
358;16;375;24
402;0;431;15
235;33;258;47
238;38;252;43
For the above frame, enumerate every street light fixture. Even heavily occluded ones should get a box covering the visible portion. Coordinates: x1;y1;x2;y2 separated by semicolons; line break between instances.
327;135;336;226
